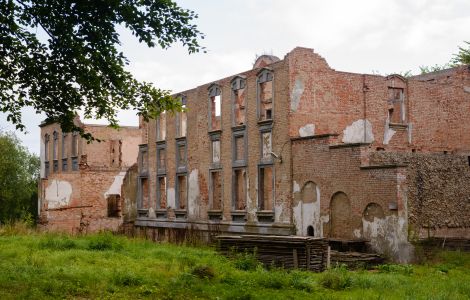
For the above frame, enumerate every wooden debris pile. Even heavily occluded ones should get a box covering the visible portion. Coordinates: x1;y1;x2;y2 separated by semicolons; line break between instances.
216;235;328;272
330;250;384;269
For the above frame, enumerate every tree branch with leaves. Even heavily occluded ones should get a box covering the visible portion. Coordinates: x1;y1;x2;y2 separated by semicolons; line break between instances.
0;0;205;140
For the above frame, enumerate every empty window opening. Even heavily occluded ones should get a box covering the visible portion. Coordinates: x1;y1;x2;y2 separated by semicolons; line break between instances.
52;131;58;170
157;112;167;140
307;225;315;237
177;175;187;210
210;171;222;210
232;77;246;126
139;178;149;209
212;140;221;163
71;157;79;171
110;140;121;167
261;131;272;160
157;177;167;209
235;136;245;162
209;85;222;130
177;111;187;137
177;144;186;167
107;194;120;218
44;134;50;162
71;131;79;157
388;87;404;124
62;158;68;171
61;133;67;159
468;156;470;166
258;166;273;211
257;70;273;121
53;160;59;173
233;169;246;210
157;148;166;172
140;148;149;174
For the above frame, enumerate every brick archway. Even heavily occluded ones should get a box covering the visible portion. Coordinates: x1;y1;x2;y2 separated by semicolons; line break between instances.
330;192;352;238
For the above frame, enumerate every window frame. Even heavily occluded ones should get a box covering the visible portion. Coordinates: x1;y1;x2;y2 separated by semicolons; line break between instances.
208;84;222;131
256;68;274;123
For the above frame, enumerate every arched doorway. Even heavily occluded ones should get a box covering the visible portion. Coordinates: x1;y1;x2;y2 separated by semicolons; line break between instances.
330;192;352;238
294;181;320;236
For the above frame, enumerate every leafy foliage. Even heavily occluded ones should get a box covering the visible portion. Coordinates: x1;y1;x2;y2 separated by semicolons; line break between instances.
0;0;204;139
0;130;39;223
452;41;470;65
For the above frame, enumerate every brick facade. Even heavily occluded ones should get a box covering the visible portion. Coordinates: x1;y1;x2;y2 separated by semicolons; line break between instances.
38;117;141;233
39;47;470;262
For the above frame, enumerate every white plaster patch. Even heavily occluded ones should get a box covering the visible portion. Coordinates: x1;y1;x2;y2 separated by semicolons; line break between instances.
342;119;374;144
290;78;305;112
274;204;283;222
187;169;200;217
148;207;156;219
298;124;315;137
464;86;470;93
383;127;396;145
293;181;300;193
362;215;412;263
353;229;362;238
104;171;127;198
167;188;176;208
45;180;72;209
293;185;322;237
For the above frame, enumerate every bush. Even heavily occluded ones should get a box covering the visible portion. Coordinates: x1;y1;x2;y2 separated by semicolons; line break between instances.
191;265;215;279
233;250;261;271
319;267;352;290
290;271;316;292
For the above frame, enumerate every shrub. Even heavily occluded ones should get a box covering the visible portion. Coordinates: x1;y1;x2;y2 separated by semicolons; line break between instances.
191;265;215;279
233;250;261;271
319;268;352;290
290;270;316;292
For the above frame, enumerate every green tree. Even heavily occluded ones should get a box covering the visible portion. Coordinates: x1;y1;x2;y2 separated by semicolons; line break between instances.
0;131;40;223
452;41;470;65
0;0;204;139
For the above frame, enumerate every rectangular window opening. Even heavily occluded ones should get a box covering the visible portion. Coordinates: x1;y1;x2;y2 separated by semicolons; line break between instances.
388;87;404;124
177;175;187;210
234;88;246;126
107;195;120;218
139;178;149;209
178;144;186;167
235;136;245;162
261;131;272;161
212;140;221;164
259;81;273;121
258;166;273;211
157;148;166;172
210;95;222;130
233;169;246;210
157;177;167;209
210;171;222;210
157;113;167;141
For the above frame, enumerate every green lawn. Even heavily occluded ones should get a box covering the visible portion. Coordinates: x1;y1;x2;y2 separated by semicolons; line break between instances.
0;227;469;299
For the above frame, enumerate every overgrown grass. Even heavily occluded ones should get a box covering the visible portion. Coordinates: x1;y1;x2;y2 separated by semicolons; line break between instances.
0;228;469;299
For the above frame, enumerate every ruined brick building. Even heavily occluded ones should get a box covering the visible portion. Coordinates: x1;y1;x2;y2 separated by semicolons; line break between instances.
38;117;141;233
39;47;470;262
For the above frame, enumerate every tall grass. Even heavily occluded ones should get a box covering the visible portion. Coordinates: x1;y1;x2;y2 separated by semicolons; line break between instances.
0;226;469;299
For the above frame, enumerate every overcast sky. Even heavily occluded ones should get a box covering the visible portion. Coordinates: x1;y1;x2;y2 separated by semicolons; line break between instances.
1;0;469;154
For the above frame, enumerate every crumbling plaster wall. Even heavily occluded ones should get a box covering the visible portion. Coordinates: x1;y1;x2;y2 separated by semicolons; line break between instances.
292;137;412;262
370;151;470;239
38;120;141;233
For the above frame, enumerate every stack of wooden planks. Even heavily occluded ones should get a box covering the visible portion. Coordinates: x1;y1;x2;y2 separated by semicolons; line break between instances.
330;250;384;268
216;235;328;272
